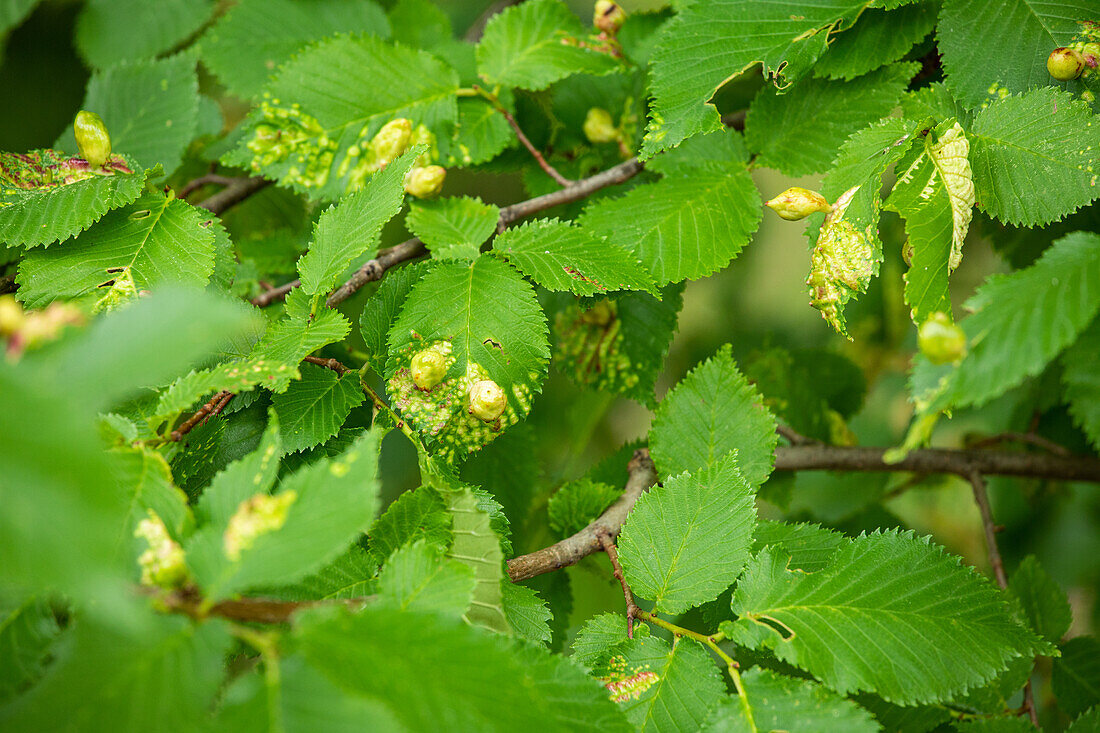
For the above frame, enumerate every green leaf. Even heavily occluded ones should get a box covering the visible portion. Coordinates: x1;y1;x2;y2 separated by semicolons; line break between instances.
724;530;1043;704
572;612;649;669
885;121;976;323
643;0;868;157
1063;317;1100;451
968;88;1100;227
752;520;845;572
548;478;620;537
443;97;516;167
938;0;1096;108
271;363;365;453
199;0;390;99
111;446;193;542
443;486;510;634
0;609;231;731
0;149;145;248
619;454;756;615
366;485;452;566
212;655;402;733
0;1;37;35
274;545;376;601
1008;555;1072;644
493;218;657;296
17;190;217;309
646;130;751;178
701;668;879;732
953;719;1038;733
376;540;475;618
553;285;684;406
746;62;917;176
814;2;936;80
1053;636;1100;717
386;256;548;461
0;596;60;704
248;308;352;384
579;164;761;286
649;345;778;488
295;605;631;731
75;0;215;68
359;260;434;375
193;413;282;529
476;0;619;91
502;582;553;645
595;634;724;731
389;0;451;49
1069;708;1100;733
187;429;382;599
55;56;199;176
153;358;301;423
296;147;418;298
913;231;1100;412
407;195;500;261
224;35;458;199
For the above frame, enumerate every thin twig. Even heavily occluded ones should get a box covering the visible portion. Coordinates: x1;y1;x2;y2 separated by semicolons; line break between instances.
777;424;816;446
507;449;657;582
197;177;271;216
302;355;352;376
475;85;573;187
251;280;300;307
596;527;638;638
968;471;1007;588
774;444;1100;483
967;432;1071;457
178;172;235;200
152;586;371;624
171;390;232;442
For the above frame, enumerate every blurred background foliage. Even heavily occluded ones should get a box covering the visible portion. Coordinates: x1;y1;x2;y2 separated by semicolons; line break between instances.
2;0;1096;706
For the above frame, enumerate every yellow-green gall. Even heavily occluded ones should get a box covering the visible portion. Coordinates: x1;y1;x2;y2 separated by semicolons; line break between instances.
580;299;615;326
224;491;297;561
74;110;112;169
918;312;967;365
404;165;446;198
468;379;506;421
135;511;188;588
1047;47;1085;81
594;0;626;34
0;295;24;336
766;187;831;221
369;118;413;169
411;347;448;389
583;108;619;144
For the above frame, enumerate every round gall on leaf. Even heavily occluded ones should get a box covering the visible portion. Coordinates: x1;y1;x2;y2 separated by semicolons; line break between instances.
404;165;446;198
411;347;448;389
468;379;507;421
74;110;112;169
593;0;625;34
1047;47;1085;81
369;118;413;169
918;312;967;365
583;108;619;144
765;186;831;221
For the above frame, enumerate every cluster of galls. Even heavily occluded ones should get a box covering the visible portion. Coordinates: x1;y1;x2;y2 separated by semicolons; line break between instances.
410;344;506;422
224;491;297;562
247;99;336;189
0;295;84;361
1047;43;1100;82
554;299;639;393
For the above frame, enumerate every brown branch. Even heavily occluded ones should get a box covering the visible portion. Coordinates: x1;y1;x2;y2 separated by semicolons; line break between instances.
171;390;233;442
251;280;301;307
597;527;639;638
155;587;371;624
326;238;428;307
773;444;1100;483
197;177;271;216
497;157;643;228
302;354;352;376
968;472;1007;588
178;172;235;200
777;424;816;446
507;448;657;582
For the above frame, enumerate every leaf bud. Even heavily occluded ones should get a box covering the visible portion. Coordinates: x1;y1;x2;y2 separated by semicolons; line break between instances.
224;491;297;561
468;379;507;421
593;0;626;34
404;165;446;198
74;110;112;169
0;295;24;336
765;187;831;221
369;118;413;169
135;511;188;588
1047;47;1085;81
583;108;620;144
411;347;448;389
918;312;967;365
